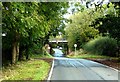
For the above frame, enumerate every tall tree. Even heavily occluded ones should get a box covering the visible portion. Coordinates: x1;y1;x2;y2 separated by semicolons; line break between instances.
65;9;99;50
2;2;69;64
90;2;120;56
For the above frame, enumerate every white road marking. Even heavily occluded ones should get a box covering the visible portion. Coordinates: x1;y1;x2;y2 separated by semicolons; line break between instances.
47;59;54;81
97;62;119;72
76;58;119;72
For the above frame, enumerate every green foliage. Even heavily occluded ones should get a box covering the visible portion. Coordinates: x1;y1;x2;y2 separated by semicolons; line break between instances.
91;11;120;41
65;2;120;57
65;9;99;50
83;37;117;56
89;3;120;57
2;2;69;64
90;2;120;43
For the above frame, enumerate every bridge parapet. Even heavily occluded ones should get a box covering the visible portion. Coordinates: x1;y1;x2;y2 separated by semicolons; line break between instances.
49;40;68;43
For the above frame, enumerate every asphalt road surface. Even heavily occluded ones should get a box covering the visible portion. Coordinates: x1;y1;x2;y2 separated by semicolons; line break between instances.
50;57;119;81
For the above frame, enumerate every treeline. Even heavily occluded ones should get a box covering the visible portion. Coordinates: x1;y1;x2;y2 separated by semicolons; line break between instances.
65;2;120;57
2;2;69;65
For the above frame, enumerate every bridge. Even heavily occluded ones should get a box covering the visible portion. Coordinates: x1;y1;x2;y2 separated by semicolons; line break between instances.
49;39;69;55
49;40;68;43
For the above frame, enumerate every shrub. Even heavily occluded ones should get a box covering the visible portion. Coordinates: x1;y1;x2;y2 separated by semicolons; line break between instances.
83;37;117;57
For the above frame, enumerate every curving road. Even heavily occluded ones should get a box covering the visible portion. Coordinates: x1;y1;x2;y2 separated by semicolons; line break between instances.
50;57;119;81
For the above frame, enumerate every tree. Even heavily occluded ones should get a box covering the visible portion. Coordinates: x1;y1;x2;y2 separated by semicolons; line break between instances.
2;2;69;64
65;9;99;50
90;2;120;56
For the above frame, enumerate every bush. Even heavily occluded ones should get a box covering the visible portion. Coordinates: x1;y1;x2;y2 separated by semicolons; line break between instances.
83;37;117;57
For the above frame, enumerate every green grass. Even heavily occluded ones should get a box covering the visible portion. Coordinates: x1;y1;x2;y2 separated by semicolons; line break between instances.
2;59;51;80
31;53;53;59
67;49;118;59
67;54;111;59
67;50;117;59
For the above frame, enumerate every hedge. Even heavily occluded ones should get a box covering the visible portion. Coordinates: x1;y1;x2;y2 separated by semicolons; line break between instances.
83;37;117;57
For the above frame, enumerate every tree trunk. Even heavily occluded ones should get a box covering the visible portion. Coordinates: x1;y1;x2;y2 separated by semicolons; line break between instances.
16;43;19;61
12;41;17;64
12;33;20;64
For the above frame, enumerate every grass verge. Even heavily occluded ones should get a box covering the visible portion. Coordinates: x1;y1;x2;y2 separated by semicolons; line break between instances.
67;53;117;60
67;54;110;59
2;59;51;80
31;54;53;59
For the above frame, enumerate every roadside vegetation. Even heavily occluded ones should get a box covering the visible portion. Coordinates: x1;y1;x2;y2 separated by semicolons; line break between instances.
83;37;118;57
2;2;68;81
65;2;120;70
1;52;53;81
67;50;118;59
2;2;69;66
31;54;53;59
1;59;51;81
65;2;120;61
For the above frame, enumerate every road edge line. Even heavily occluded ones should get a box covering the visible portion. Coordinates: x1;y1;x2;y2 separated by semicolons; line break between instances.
90;60;120;72
84;59;119;72
47;58;54;81
100;63;119;72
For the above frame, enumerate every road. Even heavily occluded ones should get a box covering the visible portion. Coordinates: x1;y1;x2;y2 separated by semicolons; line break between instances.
50;57;119;81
